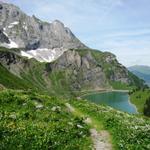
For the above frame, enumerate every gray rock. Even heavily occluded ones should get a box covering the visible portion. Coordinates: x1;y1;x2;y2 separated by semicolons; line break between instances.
0;30;9;43
49;50;109;90
0;2;87;50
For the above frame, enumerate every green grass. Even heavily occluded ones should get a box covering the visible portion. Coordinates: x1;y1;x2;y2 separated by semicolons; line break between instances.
130;89;150;113
0;47;21;53
0;64;30;90
110;81;135;90
0;89;92;150
71;99;150;150
0;89;150;150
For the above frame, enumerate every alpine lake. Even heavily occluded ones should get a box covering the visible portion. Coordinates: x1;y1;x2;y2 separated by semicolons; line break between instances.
83;91;137;114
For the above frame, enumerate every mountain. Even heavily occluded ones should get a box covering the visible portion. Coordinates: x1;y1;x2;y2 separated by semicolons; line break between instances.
0;47;145;97
0;2;149;150
0;2;146;96
128;65;150;86
0;2;86;62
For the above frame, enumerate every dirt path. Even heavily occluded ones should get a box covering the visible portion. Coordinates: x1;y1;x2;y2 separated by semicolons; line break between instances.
90;128;112;150
65;103;112;150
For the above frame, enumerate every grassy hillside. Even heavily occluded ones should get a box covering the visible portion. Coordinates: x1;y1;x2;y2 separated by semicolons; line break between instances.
0;89;149;150
130;89;150;113
0;64;30;90
0;89;91;150
71;99;150;150
144;97;150;117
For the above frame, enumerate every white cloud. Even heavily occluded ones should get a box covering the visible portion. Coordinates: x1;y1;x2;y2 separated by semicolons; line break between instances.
104;29;150;38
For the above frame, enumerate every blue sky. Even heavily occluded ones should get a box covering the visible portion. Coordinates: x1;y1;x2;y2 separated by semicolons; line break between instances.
3;0;150;66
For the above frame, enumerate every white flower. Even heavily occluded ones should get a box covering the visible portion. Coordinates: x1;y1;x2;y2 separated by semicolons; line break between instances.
51;106;61;111
36;104;43;109
77;124;84;128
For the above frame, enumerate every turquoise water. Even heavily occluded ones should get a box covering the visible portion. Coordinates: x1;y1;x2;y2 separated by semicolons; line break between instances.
83;92;137;114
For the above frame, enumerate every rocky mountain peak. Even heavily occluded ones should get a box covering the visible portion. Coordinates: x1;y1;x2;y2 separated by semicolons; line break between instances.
0;2;86;48
0;2;87;62
52;20;64;26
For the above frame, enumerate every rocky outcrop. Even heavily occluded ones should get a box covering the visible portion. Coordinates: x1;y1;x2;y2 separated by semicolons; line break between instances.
0;51;26;77
48;50;109;90
0;30;9;43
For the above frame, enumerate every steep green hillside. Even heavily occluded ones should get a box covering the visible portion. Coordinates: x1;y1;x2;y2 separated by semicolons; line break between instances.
144;96;150;117
130;89;150;114
0;64;30;89
0;89;149;150
0;89;91;150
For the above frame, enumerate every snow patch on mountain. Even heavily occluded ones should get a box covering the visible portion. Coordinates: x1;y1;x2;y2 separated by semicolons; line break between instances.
7;39;19;48
1;31;18;48
8;21;19;28
21;48;67;62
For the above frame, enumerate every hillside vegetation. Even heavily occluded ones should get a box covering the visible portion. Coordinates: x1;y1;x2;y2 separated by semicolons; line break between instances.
0;89;91;150
0;89;150;150
130;89;150;114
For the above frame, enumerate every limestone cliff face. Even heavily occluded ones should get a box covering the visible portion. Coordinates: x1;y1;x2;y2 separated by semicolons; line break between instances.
0;2;86;50
103;54;130;83
48;50;109;90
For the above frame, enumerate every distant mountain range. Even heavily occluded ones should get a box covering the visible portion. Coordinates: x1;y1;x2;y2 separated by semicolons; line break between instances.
128;65;150;86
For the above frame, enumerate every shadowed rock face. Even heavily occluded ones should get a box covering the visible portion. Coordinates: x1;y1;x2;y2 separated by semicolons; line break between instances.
0;30;9;43
0;2;86;50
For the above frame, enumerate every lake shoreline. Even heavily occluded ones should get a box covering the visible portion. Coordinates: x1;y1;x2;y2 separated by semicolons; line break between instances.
80;89;129;98
82;90;138;114
128;96;139;114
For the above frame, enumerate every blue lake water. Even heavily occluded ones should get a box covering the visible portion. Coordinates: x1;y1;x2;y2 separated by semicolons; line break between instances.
83;91;137;114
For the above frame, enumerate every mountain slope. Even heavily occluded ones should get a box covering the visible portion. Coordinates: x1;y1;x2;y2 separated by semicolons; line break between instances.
128;65;150;86
0;89;92;150
0;47;146;98
1;89;149;149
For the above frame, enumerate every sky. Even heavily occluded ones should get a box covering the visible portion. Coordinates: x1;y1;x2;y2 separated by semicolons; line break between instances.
2;0;150;67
